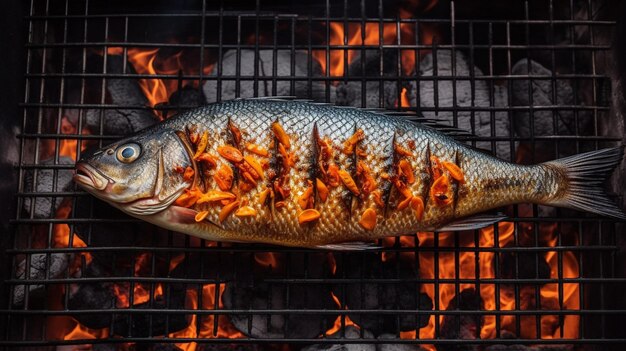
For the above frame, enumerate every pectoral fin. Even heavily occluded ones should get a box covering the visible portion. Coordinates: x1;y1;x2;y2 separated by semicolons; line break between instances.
436;214;507;232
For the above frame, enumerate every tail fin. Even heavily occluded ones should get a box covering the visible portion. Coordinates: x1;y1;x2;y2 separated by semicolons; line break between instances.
546;147;626;220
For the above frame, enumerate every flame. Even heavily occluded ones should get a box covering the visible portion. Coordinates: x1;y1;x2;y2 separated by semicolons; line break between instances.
107;47;214;119
170;284;244;351
64;323;108;341
407;220;580;348
254;252;278;268
324;292;359;336
311;7;438;78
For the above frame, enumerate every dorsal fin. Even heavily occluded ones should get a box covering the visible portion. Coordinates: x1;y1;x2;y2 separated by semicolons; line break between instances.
236;97;475;138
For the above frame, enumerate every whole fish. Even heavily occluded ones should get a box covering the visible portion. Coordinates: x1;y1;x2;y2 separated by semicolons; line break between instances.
74;98;625;248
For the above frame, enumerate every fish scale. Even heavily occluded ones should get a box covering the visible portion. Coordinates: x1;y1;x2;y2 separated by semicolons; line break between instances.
74;98;626;248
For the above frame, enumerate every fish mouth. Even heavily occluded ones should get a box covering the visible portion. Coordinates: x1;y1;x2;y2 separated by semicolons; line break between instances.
73;162;110;191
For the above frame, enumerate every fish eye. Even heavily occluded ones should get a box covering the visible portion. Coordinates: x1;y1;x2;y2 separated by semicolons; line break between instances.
116;143;141;163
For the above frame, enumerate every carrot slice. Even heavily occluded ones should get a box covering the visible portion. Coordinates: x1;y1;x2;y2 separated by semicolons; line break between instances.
214;164;234;191
194;131;209;159
442;161;465;183
271;122;291;149
358;208;377;230
217;145;243;163
244;155;264;180
235;206;257;218
194;210;209;222
219;200;240;222
397;195;413;210
298;209;321;224
197;190;237;204
430;175;452;206
316;178;329;202
410;196;424;221
372;190;384;208
298;181;314;209
183;166;195;182
258;188;271;205
245;143;269;157
398;159;415;184
338;169;360;196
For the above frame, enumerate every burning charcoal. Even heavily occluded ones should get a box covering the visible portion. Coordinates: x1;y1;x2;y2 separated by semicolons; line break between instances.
485;346;534;351
485;346;573;351
12;252;71;306
92;344;118;351
333;253;432;336
110;258;191;337
147;345;184;351
160;85;205;118
302;326;375;351
409;50;511;159
376;334;429;351
222;252;335;339
197;344;261;351
22;156;74;219
333;50;401;108
111;284;188;337
511;59;578;138
439;288;482;351
334;81;398;108
67;54;159;135
499;252;551;281
203;50;326;102
68;261;117;329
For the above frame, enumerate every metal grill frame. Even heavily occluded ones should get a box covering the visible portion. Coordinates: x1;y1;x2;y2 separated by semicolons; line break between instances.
3;0;626;349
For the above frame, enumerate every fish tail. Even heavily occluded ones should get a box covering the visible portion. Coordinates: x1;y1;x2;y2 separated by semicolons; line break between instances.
544;146;626;220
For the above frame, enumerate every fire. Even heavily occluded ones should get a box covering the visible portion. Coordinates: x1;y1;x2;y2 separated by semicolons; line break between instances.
311;1;439;78
254;252;279;268
169;284;244;351
313;21;423;77
324;292;359;336
107;47;214;119
405;220;580;348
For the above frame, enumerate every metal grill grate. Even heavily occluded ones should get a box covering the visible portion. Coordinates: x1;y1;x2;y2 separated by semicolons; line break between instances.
3;0;626;349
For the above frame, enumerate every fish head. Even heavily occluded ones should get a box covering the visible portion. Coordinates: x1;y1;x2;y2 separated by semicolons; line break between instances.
74;128;195;216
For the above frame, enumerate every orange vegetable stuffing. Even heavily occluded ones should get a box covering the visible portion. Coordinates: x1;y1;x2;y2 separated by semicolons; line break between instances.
194;210;209;222
183;166;195;182
298;209;321;225
410;196;424;221
338;169;360;196
217;145;243;163
398;159;415;184
235;206;257;218
442;161;465;183
271;121;291;149
316;178;329;202
219;200;240;222
245;143;269;157
358;208;377;230
197;190;237;204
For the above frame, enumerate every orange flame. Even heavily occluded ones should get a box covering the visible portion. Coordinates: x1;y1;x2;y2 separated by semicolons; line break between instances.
169;284;244;351
401;220;580;348
107;47;214;119
311;18;435;78
254;252;279;268
324;292;359;336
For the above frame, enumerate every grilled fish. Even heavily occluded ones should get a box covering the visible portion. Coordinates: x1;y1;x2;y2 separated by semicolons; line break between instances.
74;98;625;248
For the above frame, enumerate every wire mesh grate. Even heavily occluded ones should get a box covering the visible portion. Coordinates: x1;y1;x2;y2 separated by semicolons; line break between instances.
3;0;626;349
